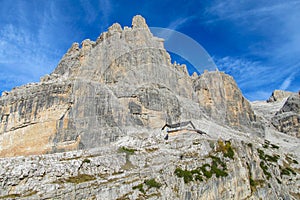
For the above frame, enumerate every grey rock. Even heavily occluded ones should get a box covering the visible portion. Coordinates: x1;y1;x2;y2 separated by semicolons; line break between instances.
267;90;294;102
0;15;264;157
272;94;300;137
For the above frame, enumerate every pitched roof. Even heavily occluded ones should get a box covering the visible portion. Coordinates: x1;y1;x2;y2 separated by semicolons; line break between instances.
161;121;196;130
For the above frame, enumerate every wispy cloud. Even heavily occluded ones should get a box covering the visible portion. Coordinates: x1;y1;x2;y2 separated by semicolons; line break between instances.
0;1;73;93
166;16;194;30
203;0;300;99
216;56;276;100
279;75;294;91
80;0;98;24
99;0;112;27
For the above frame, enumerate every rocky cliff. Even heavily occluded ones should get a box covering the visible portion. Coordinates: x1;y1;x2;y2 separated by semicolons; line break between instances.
0;15;299;200
272;93;300;138
0;15;263;157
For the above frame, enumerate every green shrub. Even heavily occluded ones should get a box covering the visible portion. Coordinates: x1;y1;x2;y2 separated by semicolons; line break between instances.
211;165;228;177
195;174;203;181
217;140;235;159
250;177;257;187
200;165;212;179
210;155;226;170
265;154;280;163
293;159;299;164
132;183;145;193
144;179;162;189
118;147;136;155
83;158;91;163
263;144;269;148
174;168;193;183
286;167;296;175
281;168;290;176
270;144;279;149
257;149;265;160
264;140;270;145
276;178;282;184
260;161;271;179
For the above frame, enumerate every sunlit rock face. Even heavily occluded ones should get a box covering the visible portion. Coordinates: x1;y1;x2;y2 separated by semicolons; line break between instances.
194;71;264;136
272;93;300;137
0;15;299;200
1;15;263;157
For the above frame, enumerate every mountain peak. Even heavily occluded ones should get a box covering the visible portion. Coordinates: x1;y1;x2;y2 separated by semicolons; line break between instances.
131;15;149;29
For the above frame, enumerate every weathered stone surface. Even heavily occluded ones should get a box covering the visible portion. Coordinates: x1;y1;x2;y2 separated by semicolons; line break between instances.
0;14;298;200
0;15;265;158
0;82;74;157
0;132;298;199
267;90;294;102
272;93;300;137
1;14;300;200
194;71;264;136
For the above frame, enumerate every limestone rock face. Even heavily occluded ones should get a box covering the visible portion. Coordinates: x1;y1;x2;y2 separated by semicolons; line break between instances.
0;133;299;200
194;71;264;136
0;15;299;200
272;94;300;137
0;15;263;157
267;90;293;102
0;82;75;156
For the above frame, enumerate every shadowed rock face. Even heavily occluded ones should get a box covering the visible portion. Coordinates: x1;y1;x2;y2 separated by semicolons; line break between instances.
272;94;300;137
0;15;263;157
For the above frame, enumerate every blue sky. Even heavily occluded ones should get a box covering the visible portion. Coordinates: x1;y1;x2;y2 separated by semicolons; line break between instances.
0;0;299;100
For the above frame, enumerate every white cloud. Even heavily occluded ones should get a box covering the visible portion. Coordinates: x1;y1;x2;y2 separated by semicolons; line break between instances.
99;0;112;27
279;72;297;91
204;0;300;99
80;0;98;24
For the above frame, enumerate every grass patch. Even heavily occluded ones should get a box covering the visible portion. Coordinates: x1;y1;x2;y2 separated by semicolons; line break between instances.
265;154;280;163
174;168;193;183
118;147;136;155
132;183;145;194
64;174;96;184
0;194;21;199
262;140;279;149
270;144;279;149
276;178;282;184
200;165;212;179
249;177;257;187
211;165;228;177
257;149;265;160
217;140;234;159
144;179;162;189
281;167;296;176
263;144;269;148
260;161;271;179
83;158;91;163
286;155;299;165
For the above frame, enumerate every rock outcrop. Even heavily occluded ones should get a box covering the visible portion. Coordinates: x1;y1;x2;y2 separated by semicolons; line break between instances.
272;93;300;137
0;132;299;199
267;90;293;102
194;71;264;136
0;15;264;157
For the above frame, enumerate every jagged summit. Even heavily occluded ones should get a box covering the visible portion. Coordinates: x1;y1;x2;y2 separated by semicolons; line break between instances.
267;89;294;102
